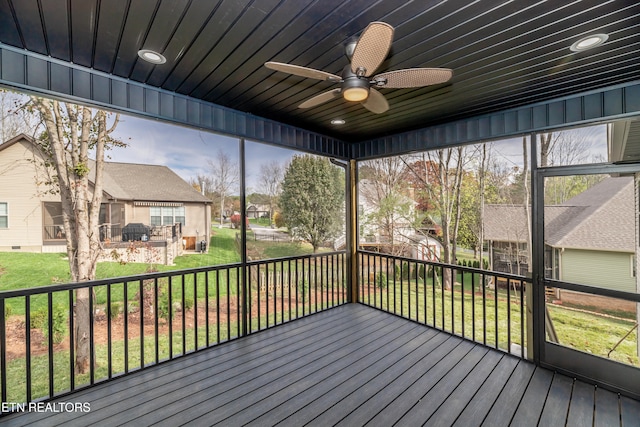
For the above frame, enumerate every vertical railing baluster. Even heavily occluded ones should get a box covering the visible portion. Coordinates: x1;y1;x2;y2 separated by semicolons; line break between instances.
521;279;525;359
154;278;159;364
47;292;54;397
422;262;427;325
266;263;270;328
295;259;299;319
471;272;476;343
494;274;498;349
507;278;512;355
371;254;376;308
181;275;186;355
140;279;144;368
288;260;292;319
302;259;306;316
274;261;278;322
124;281;129;373
450;268;455;335
314;257;319;313
168;276;173;359
0;298;6;403
26;296;32;401
460;267;465;337
482;273;487;346
226;268;231;341
205;271;210;347
281;260;285;323
89;287;95;385
236;267;241;338
400;259;404;318
193;273;197;351
68;290;74;391
107;284;112;378
216;270;220;343
431;264;436;327
258;264;262;330
360;253;365;304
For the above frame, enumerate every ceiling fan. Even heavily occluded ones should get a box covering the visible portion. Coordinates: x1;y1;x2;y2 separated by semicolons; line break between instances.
265;22;453;114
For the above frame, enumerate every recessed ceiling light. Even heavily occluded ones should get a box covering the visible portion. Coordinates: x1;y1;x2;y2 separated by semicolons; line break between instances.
331;119;346;125
138;49;167;64
570;33;609;52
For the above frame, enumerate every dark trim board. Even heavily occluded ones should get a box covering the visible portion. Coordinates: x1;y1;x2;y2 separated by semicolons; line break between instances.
3;304;639;426
0;44;348;160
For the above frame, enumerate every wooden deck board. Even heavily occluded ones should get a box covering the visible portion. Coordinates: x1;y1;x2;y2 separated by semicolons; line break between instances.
621;395;640;426
537;374;574;426
2;304;638;427
566;380;595;427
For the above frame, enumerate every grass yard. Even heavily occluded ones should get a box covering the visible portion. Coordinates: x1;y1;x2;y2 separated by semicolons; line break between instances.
361;275;639;367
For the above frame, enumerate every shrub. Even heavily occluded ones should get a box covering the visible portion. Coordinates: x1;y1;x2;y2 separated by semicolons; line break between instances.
230;214;249;229
375;272;387;289
401;262;410;279
110;302;122;320
3;304;11;320
273;211;285;228
32;305;67;344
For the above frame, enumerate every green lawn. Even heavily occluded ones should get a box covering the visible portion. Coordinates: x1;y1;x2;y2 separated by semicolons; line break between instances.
361;275;638;367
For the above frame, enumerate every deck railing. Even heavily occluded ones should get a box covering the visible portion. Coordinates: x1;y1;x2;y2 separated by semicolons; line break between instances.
358;250;529;359
0;251;346;407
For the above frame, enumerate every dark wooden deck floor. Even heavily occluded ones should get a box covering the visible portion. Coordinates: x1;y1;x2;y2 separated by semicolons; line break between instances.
3;304;640;426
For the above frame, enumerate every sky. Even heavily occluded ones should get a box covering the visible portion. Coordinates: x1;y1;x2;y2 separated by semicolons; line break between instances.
108;114;299;192
3;89;609;191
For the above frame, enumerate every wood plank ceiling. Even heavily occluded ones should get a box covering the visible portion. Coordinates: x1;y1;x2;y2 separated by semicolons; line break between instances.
1;0;639;142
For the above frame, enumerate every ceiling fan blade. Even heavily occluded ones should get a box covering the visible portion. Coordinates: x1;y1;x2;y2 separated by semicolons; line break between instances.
265;62;341;82
361;88;389;114
299;88;342;109
351;22;394;77
372;68;453;88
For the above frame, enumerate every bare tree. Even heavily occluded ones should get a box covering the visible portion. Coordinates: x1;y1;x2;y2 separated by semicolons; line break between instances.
259;160;283;223
208;149;238;225
0;90;37;142
29;97;122;374
360;156;411;255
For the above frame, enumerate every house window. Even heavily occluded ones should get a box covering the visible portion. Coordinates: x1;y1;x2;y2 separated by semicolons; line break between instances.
150;206;185;226
0;202;7;228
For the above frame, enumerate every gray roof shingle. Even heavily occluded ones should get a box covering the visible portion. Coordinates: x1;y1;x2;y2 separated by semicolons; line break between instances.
484;176;634;251
92;161;211;203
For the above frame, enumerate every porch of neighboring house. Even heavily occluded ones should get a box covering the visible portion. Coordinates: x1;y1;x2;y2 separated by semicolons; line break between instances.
3;304;640;426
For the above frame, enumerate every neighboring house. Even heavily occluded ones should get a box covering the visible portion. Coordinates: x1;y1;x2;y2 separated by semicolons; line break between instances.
411;234;443;262
0;134;211;262
246;204;270;219
358;178;416;248
484;177;636;296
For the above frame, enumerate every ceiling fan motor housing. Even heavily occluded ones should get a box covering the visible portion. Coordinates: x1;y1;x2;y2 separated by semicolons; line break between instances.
341;65;370;101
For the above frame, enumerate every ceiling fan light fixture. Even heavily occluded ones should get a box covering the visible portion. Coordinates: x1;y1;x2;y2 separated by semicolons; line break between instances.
343;86;369;102
570;33;608;52
138;49;167;64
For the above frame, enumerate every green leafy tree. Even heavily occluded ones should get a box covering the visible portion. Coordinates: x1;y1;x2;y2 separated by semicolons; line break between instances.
279;155;343;252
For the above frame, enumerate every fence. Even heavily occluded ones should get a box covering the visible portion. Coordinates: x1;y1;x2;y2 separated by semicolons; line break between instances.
358;251;529;359
0;251;346;406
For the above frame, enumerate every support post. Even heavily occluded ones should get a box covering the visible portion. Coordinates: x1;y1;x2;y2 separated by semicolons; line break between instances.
240;138;248;336
530;132;544;363
347;159;359;303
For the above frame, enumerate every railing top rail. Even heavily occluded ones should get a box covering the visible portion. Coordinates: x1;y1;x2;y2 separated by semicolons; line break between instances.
0;262;242;299
358;249;532;283
0;250;348;299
